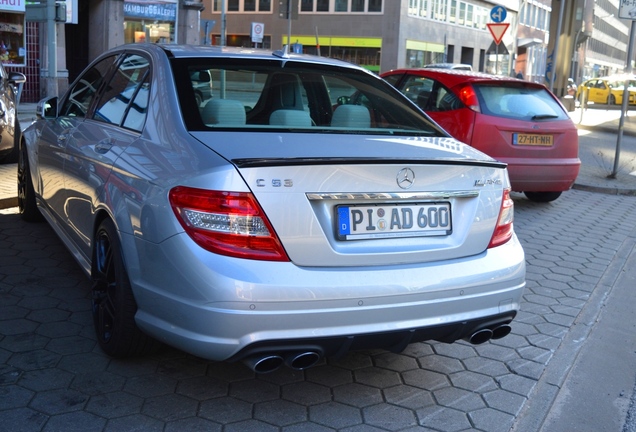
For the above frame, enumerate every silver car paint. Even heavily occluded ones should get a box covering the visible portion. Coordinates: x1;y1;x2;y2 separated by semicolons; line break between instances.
22;44;525;362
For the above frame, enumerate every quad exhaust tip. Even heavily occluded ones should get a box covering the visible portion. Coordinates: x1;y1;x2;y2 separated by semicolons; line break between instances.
243;351;322;373
465;324;512;345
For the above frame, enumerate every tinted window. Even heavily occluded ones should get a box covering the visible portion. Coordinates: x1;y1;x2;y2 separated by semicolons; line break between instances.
59;55;118;118
475;85;568;121
172;58;442;136
396;75;462;112
93;54;150;130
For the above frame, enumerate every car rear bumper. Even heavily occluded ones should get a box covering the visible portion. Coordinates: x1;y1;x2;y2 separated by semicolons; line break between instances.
504;157;581;192
126;233;526;362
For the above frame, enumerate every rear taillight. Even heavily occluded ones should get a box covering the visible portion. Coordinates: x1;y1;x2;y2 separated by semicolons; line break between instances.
169;186;289;261
488;188;514;248
457;84;481;112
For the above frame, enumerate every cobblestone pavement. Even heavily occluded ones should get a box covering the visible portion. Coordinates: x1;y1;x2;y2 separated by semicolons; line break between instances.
2;187;636;432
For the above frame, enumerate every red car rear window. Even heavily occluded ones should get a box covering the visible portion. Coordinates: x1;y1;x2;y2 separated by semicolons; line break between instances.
473;84;568;121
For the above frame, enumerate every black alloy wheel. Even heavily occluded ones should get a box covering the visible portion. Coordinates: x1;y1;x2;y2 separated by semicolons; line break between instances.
92;218;159;357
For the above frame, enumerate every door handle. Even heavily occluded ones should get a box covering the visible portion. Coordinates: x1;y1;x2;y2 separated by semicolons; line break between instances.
95;139;114;154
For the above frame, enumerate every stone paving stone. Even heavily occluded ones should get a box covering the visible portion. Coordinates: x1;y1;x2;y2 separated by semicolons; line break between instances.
383;384;435;410
164;416;222;432
43;411;106;432
417;406;472;431
0;407;48;432
254;399;308;426
309;401;362;429
333;382;383;408
363;403;418;429
84;391;144;418
198;396;253;424
103;414;164;432
142;393;198;422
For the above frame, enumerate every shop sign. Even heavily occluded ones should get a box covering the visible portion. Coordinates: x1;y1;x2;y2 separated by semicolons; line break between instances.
124;1;176;21
0;0;26;13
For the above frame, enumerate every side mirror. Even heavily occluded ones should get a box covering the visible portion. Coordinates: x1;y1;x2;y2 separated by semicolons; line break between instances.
37;96;58;119
8;71;26;85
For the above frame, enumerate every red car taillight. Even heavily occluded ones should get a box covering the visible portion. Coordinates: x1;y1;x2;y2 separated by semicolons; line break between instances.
169;186;289;262
488;188;514;248
457;84;481;113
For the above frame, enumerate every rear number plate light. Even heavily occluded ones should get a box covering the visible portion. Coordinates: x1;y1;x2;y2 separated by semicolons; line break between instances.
336;202;452;240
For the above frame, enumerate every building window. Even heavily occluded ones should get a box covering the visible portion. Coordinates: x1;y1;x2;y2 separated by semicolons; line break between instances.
214;0;272;12
299;0;383;13
0;12;25;65
409;0;489;31
124;0;177;44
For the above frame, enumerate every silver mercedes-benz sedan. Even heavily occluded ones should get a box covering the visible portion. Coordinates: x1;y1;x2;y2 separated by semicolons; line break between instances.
18;44;525;373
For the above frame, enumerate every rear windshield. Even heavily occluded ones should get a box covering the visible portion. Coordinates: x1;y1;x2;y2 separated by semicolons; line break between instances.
171;58;444;136
474;84;568;121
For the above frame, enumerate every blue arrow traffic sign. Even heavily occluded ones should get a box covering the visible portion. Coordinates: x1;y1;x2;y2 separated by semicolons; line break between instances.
490;6;507;23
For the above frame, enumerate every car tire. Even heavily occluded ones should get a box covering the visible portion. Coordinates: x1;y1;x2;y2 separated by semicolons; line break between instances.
92;218;161;358
17;138;43;222
524;191;562;203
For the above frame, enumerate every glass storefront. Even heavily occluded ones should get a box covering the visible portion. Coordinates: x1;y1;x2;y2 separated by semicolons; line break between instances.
124;0;177;44
0;3;26;66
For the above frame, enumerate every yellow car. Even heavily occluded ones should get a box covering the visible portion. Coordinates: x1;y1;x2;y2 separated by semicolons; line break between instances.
576;76;636;105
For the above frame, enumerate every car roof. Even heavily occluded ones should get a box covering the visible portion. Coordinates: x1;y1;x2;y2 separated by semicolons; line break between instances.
120;43;366;70
384;68;546;89
424;63;472;70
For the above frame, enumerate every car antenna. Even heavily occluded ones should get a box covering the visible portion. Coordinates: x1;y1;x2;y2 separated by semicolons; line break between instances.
273;44;291;59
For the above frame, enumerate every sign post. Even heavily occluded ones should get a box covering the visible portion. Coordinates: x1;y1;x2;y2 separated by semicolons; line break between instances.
610;1;636;178
251;22;264;47
487;6;508;75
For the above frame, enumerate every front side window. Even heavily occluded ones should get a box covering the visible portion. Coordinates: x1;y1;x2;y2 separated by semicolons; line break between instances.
59;55;119;118
172;58;441;136
93;54;151;130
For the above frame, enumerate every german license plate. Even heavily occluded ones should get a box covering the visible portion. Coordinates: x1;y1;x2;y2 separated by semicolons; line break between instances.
336;202;451;240
513;133;553;146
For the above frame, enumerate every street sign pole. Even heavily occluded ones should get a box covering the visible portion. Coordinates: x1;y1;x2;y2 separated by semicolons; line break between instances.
611;20;636;178
610;1;636;178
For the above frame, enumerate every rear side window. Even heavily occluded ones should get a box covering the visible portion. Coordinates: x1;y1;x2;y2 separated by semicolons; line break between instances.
475;85;568;121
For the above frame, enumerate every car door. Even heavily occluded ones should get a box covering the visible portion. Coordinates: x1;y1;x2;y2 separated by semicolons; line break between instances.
62;53;151;260
36;55;119;224
392;73;475;144
587;79;608;103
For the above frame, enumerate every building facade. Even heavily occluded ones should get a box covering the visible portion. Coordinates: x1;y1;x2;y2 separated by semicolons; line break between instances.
200;0;519;75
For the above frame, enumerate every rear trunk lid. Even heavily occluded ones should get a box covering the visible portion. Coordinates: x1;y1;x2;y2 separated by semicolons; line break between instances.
190;131;509;267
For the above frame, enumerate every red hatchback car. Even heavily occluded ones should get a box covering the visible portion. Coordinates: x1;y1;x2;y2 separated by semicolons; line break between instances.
381;69;580;202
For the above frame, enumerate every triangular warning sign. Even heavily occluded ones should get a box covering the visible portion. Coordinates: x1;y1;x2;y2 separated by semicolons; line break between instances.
487;23;509;45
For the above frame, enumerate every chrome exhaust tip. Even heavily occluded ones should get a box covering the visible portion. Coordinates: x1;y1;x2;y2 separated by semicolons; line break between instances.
466;328;493;345
286;351;321;370
491;324;512;340
243;355;284;373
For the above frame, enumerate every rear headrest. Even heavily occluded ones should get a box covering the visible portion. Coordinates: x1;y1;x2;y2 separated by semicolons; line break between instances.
202;99;246;125
269;109;312;127
331;104;371;128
